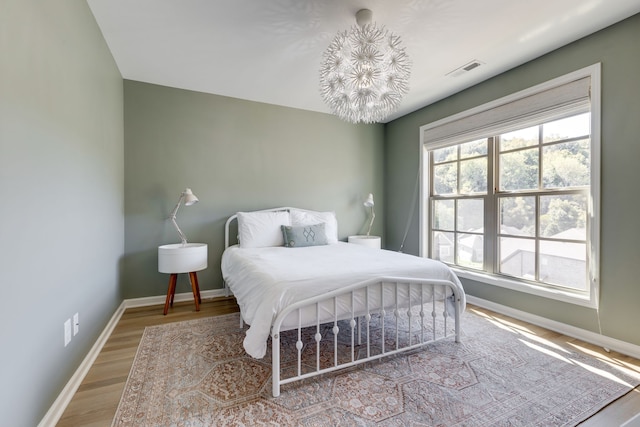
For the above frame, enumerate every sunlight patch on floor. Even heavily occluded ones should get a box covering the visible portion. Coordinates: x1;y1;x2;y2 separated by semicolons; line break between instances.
521;338;637;386
469;308;537;336
517;329;572;354
567;342;640;380
572;359;635;387
519;339;573;363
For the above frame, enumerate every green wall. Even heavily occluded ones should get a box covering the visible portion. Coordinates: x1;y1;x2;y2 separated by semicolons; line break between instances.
385;13;640;346
0;1;124;426
123;81;384;299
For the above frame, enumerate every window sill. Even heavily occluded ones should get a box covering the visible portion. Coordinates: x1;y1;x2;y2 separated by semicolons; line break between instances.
452;268;597;309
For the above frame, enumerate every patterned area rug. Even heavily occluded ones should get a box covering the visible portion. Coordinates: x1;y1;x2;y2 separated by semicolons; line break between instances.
112;309;638;426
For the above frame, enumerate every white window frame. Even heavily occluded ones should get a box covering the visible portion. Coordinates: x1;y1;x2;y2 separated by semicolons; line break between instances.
419;64;601;308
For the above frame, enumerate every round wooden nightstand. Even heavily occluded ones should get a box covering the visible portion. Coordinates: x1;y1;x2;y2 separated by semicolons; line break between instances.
158;243;208;315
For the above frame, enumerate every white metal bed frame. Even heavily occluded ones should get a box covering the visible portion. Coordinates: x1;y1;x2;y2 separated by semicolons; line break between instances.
223;207;463;397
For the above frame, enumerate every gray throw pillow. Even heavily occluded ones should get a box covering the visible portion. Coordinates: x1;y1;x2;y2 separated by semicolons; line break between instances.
281;223;328;248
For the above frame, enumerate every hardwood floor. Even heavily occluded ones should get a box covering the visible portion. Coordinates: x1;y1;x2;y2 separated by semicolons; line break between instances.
56;298;640;426
56;297;240;427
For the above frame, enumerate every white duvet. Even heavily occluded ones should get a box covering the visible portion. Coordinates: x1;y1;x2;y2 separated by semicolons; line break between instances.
221;242;465;359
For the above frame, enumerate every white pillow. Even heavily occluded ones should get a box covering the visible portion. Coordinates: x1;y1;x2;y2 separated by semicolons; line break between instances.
290;209;338;244
237;211;291;248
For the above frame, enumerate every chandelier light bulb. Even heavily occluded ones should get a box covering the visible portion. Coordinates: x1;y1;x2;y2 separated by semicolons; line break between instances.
319;9;411;124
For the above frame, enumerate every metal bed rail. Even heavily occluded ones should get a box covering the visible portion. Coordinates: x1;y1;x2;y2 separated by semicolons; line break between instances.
270;276;462;397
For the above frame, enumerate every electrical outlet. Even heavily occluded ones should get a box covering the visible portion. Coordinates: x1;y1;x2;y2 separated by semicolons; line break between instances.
64;319;72;347
73;312;79;336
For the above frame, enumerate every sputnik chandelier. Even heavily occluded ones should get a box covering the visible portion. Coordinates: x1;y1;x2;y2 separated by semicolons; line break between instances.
319;9;411;124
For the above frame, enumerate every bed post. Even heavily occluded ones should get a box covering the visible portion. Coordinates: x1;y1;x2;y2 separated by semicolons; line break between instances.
455;293;461;343
272;331;281;397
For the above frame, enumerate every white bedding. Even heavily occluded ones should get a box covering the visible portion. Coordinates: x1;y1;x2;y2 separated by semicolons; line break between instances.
222;242;465;359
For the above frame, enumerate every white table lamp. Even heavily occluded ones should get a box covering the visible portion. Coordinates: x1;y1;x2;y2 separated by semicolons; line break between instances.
169;188;199;245
364;193;375;236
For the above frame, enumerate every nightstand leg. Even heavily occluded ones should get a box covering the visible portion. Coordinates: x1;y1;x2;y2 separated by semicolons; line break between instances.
169;274;178;307
189;271;201;312
163;273;178;315
194;272;202;303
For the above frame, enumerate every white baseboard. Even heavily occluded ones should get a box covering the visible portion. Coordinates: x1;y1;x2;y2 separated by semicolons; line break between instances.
37;301;126;427
123;288;228;308
466;295;640;360
38;288;230;427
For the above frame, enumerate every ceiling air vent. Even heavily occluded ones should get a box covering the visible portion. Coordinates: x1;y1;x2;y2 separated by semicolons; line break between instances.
446;60;484;77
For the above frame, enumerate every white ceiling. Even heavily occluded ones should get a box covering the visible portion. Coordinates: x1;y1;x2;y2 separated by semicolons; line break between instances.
87;0;640;123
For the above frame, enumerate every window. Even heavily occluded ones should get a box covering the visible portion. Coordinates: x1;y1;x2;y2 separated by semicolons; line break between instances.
420;65;600;308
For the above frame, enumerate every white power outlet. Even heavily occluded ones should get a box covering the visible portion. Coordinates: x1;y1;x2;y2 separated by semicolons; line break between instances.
73;312;79;336
64;319;72;347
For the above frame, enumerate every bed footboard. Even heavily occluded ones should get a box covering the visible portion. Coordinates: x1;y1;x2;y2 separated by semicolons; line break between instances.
270;276;462;397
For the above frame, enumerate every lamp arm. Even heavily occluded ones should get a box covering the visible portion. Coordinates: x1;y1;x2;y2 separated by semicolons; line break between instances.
168;194;189;245
170;216;189;245
169;194;184;220
366;206;376;236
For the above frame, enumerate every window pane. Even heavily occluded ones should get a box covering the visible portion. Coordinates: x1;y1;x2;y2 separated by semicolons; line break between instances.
434;163;457;195
499;237;535;279
432;231;454;263
499;126;539;151
539;194;587;239
543;113;590;143
499;196;535;236
542;139;590;188
459;158;487;194
540;241;586;290
457;233;483;269
433;200;454;230
457;199;483;232
432;146;457;163
460;139;487;159
499;148;539;191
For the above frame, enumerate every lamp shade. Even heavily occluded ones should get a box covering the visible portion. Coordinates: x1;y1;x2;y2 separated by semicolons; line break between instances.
183;188;199;206
364;193;375;208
